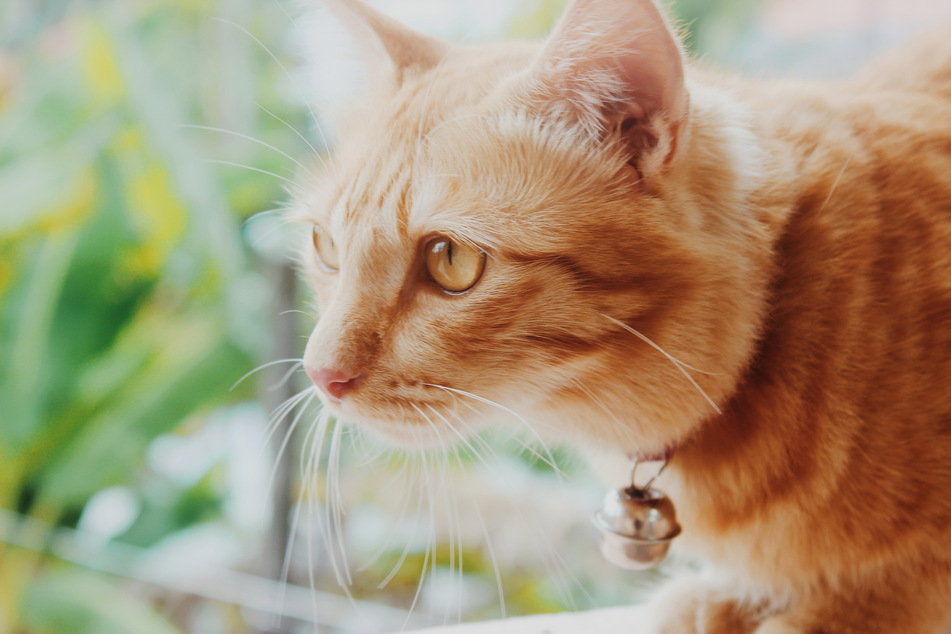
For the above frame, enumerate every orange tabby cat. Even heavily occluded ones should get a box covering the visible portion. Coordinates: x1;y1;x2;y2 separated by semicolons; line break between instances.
295;0;951;631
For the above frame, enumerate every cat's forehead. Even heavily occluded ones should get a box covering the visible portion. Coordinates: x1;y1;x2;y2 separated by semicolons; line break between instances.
307;43;631;253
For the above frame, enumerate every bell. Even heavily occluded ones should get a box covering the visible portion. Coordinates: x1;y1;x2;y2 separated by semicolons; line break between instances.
593;484;681;570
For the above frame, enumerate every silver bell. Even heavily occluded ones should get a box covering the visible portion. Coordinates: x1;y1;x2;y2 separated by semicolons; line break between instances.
593;454;681;570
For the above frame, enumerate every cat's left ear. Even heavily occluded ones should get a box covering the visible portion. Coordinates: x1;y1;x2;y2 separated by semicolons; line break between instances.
523;0;688;178
323;0;450;87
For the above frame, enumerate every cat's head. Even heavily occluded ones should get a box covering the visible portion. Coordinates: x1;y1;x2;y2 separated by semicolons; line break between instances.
295;0;769;455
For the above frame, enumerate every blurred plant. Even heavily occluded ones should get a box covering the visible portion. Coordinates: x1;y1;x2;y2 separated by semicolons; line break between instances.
0;0;313;630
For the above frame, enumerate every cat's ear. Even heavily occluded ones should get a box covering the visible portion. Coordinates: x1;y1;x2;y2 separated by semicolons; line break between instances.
323;0;449;87
524;0;688;177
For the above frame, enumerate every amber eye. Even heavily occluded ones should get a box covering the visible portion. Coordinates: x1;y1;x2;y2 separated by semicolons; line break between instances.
425;236;486;293
312;225;339;271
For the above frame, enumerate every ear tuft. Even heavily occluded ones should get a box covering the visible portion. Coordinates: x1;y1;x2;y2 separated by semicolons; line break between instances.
524;0;688;176
324;0;450;86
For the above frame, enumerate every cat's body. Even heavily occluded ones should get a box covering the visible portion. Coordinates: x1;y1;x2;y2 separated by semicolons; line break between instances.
298;1;951;631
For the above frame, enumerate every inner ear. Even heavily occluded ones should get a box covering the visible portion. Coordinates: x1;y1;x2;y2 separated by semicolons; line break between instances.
615;116;660;168
521;0;688;178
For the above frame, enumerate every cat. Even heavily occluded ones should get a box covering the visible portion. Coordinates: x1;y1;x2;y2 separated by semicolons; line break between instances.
293;0;951;631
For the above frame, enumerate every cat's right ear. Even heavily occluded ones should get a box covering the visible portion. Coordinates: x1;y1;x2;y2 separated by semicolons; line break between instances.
519;0;689;179
323;0;449;88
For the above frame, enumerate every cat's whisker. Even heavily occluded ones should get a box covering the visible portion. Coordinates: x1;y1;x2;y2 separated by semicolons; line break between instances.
419;422;448;630
326;421;352;586
242;205;297;229
254;100;325;165
421;383;567;479
212;17;333;171
246;208;310;250
230;357;303;391
454;444;506;619
356;456;416;573
309;412;334;620
602;313;723;415
180;123;306;169
442;405;591;611
269;361;305;393
436;404;582;613
423;403;491;470
819;157;852;212
277;407;328;628
264;390;317;506
569;376;625;427
451;468;465;624
447;410;503;464
304;413;355;600
206;159;296;185
416;403;467;625
376;455;425;589
445;395;567;487
437;449;456;625
260;387;314;455
279;308;319;320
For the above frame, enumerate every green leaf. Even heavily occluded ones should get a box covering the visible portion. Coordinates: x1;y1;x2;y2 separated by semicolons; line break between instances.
1;226;82;455
21;567;181;634
34;324;250;511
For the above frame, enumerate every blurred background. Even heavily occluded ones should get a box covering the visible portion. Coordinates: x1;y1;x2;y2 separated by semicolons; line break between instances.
2;0;950;632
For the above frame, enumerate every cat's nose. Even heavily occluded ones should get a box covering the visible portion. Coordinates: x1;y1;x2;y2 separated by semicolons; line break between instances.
306;367;360;401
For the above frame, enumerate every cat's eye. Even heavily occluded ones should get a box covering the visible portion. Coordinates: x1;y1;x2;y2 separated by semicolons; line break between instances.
312;225;339;271
425;236;486;293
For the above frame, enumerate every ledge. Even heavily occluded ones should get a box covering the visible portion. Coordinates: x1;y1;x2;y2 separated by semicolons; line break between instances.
404;605;651;634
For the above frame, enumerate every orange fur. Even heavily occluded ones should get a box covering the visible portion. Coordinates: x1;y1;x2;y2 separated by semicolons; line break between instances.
297;1;951;631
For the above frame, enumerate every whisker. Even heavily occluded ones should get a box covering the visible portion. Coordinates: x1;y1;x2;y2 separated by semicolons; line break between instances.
180;123;306;169
265;391;317;502
819;157;851;212
357;457;416;573
425;404;492;471
401;422;441;632
377;458;425;589
601;313;722;415
604;314;720;376
242;206;293;228
570;376;624;427
255;101;324;164
269;362;304;393
261;387;314;451
206;159;296;185
230;357;302;391
279;308;318;319
422;383;567;479
441;405;591;612
456;448;506;619
326;421;352;586
212;17;332;169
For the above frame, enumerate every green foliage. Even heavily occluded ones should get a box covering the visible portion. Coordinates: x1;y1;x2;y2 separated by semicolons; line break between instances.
21;568;181;634
0;0;308;629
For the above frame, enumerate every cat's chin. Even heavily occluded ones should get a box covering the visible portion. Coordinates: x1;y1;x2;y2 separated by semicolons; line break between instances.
356;419;452;451
321;396;474;451
331;406;458;450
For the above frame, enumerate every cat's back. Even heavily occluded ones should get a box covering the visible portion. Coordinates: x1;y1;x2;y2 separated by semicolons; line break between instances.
849;26;951;101
736;28;951;459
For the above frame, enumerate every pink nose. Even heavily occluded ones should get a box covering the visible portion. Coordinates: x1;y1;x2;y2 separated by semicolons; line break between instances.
306;367;360;401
